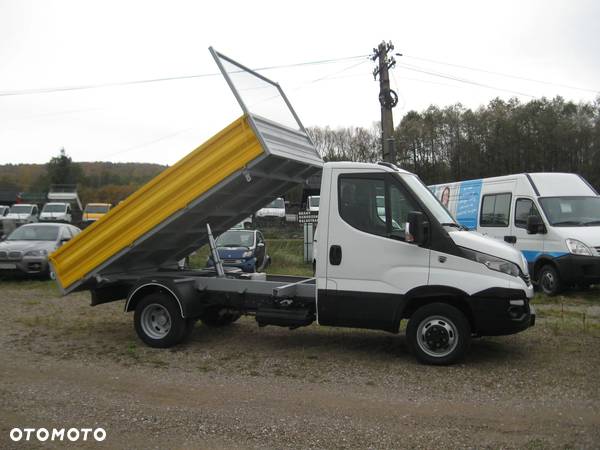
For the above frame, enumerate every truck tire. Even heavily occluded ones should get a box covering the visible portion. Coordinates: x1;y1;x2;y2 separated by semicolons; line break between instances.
406;302;471;365
200;307;241;327
134;293;189;348
538;264;561;296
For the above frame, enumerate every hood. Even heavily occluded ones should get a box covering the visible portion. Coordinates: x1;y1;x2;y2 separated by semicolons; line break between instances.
215;246;252;259
6;213;31;219
0;240;57;254
449;230;527;271
550;226;600;248
41;212;66;217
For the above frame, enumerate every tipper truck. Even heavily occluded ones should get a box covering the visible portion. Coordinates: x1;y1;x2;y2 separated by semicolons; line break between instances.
50;49;535;365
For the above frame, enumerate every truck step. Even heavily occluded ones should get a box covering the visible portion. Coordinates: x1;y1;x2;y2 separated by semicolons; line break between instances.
256;308;314;329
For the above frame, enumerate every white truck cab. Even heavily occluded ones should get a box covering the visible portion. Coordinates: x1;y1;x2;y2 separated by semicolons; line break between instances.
40;202;72;223
430;172;600;295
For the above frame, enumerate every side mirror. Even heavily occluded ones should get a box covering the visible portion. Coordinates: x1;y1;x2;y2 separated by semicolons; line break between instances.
257;242;265;248
60;237;71;245
405;211;429;246
526;215;545;234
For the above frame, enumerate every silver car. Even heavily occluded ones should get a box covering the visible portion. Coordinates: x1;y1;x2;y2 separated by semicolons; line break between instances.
0;223;81;278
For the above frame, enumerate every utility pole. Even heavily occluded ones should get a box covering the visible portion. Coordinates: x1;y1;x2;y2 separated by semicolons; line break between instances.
371;41;399;163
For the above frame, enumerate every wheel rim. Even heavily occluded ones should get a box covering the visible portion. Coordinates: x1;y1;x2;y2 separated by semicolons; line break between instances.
541;270;555;293
416;315;458;358
140;303;171;339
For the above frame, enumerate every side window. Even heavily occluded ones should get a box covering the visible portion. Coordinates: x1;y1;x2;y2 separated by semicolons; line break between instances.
32;206;38;216
389;181;420;234
480;193;511;227
257;232;264;245
339;176;387;237
514;198;541;229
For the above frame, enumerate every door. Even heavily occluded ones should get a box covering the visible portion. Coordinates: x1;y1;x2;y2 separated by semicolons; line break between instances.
478;192;513;243
319;170;430;330
511;197;545;268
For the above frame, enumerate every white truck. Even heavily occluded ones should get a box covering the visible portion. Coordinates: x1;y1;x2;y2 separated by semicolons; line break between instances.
40;202;73;223
50;49;535;365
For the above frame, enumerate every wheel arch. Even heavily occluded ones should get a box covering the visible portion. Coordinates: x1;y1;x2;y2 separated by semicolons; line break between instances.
125;282;184;318
533;256;558;282
394;285;475;333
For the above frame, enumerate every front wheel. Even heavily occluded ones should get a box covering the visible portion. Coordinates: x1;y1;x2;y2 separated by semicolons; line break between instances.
134;293;190;348
538;264;561;296
406;303;471;365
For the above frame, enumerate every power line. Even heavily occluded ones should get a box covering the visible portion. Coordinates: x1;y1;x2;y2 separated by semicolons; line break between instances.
403;54;600;94
0;54;368;97
396;62;537;98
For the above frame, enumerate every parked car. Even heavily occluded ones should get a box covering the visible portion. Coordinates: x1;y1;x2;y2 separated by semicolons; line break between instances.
306;195;320;212
40;202;72;223
6;203;39;225
0;222;81;278
206;229;269;273
82;203;112;223
255;198;285;223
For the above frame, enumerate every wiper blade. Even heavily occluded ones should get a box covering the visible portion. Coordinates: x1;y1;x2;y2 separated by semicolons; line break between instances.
441;222;468;230
583;220;600;226
552;221;583;226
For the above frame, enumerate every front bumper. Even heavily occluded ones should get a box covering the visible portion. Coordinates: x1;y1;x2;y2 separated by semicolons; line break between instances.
207;257;257;273
0;257;49;275
468;288;535;336
554;254;600;286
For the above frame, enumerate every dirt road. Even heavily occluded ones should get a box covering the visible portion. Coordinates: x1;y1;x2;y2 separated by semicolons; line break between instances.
1;280;599;449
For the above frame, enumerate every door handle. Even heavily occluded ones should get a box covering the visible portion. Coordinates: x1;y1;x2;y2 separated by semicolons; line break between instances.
329;245;342;265
504;235;517;244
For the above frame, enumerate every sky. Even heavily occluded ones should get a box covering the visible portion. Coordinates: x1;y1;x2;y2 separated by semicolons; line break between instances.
1;0;599;165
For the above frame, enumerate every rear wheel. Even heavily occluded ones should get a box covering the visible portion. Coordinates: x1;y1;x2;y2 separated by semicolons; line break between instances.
538;264;561;296
134;293;189;348
406;302;471;365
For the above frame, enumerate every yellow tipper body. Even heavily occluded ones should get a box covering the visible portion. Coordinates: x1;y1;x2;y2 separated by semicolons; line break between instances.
50;115;263;291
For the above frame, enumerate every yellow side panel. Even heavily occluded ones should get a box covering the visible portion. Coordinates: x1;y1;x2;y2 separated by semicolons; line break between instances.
50;115;263;290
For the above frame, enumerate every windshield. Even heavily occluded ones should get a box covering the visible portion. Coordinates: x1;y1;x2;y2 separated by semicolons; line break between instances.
309;197;320;207
7;225;59;241
43;204;67;213
9;205;33;214
399;174;456;225
85;204;110;214
266;198;284;209
216;230;255;248
539;196;600;226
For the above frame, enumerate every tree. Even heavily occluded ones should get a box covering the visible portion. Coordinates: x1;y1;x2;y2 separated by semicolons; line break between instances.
46;148;83;186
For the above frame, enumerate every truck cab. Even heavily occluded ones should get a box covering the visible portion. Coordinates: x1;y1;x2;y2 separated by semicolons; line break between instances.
40;202;72;223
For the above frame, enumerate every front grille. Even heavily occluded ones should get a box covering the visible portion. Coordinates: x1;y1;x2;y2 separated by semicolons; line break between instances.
8;251;22;260
222;259;242;264
0;251;6;259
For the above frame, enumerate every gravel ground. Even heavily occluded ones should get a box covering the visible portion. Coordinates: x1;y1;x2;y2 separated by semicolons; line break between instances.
0;280;599;449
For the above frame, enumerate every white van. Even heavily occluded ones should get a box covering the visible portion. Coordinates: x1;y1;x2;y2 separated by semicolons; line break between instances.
6;204;39;225
255;198;286;221
40;202;72;223
430;173;600;295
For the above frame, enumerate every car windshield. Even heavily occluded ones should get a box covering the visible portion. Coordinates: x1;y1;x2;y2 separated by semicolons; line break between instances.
9;205;33;214
216;230;255;248
539;196;600;226
43;204;67;213
309;197;320;207
399;173;457;226
7;225;59;241
85;204;110;213
266;199;284;209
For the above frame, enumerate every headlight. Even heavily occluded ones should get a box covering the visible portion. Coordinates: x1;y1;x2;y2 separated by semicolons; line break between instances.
461;247;520;277
25;249;47;257
242;251;253;258
565;238;592;256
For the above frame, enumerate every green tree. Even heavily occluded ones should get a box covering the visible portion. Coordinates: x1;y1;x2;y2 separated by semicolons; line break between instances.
46;148;83;186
